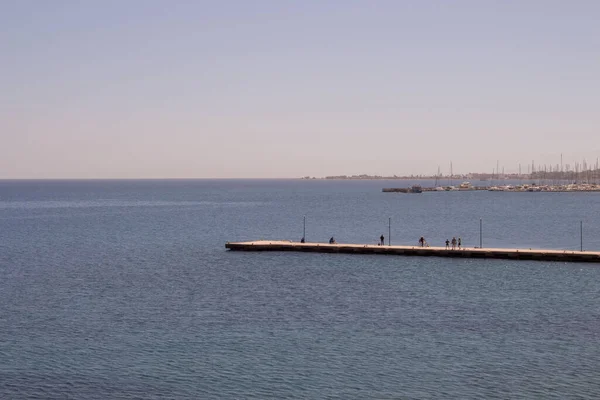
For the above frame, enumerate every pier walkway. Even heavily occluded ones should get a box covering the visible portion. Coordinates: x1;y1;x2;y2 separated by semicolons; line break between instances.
225;240;600;263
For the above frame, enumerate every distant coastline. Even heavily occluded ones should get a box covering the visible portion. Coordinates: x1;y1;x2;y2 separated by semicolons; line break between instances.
302;173;506;180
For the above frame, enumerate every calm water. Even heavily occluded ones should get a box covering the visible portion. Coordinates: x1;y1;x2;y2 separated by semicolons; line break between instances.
1;179;599;399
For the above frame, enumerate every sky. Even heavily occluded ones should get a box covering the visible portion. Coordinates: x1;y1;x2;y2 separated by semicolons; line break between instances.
1;0;599;178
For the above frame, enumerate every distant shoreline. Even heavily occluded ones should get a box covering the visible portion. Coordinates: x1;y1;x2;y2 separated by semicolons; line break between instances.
303;175;508;180
303;171;600;180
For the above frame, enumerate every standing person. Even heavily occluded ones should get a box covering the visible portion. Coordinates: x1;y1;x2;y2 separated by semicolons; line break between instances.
445;239;450;249
419;237;424;247
380;234;385;246
458;237;462;249
451;237;457;250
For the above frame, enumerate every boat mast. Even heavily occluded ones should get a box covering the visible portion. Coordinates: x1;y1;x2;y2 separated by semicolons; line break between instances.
496;160;499;184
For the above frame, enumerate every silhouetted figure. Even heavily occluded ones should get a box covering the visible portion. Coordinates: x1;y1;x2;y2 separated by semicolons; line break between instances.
419;237;425;247
329;237;336;244
458;237;462;249
451;237;457;250
380;234;385;246
300;237;305;243
445;239;450;249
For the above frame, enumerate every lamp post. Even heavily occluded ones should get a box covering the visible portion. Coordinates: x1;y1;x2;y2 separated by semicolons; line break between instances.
480;218;483;248
580;220;583;251
303;215;306;241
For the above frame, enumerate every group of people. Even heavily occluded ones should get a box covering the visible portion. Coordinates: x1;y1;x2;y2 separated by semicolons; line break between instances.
445;237;461;250
418;236;463;249
300;235;462;248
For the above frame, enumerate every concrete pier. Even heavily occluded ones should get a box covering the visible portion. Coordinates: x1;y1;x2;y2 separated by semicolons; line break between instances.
225;241;600;263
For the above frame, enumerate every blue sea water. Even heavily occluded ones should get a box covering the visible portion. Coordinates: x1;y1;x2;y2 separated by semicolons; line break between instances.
0;179;599;399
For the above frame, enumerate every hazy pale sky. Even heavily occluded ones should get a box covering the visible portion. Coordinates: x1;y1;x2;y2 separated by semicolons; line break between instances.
2;0;599;178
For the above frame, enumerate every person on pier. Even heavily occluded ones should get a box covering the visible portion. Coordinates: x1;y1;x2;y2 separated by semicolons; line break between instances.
419;237;425;247
445;239;450;249
380;234;385;246
451;237;457;250
300;237;305;243
329;237;336;244
458;238;462;249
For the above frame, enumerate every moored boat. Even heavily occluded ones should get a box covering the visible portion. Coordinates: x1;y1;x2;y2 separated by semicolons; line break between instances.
410;184;423;193
459;181;474;190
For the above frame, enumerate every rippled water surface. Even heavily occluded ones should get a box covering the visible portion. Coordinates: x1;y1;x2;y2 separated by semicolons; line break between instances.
1;179;599;399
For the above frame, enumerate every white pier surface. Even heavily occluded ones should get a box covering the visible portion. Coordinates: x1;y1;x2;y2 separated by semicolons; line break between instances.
226;240;600;263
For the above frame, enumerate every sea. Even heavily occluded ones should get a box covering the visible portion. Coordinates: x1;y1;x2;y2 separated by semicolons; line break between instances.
1;179;599;399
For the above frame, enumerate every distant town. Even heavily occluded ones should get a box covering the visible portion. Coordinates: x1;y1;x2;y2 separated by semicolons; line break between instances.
302;170;600;182
301;168;600;192
302;173;499;180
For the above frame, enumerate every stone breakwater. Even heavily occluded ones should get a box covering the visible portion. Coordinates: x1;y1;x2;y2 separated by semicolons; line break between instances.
383;184;600;193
